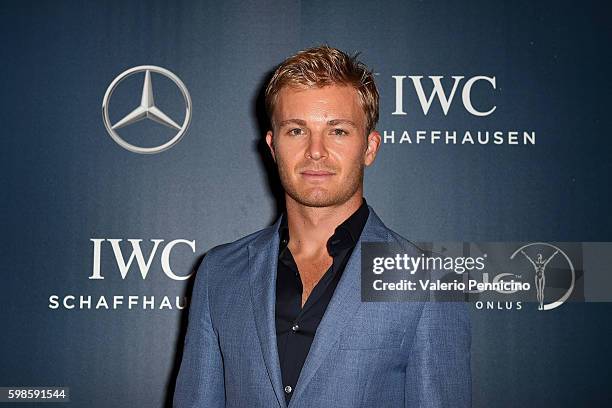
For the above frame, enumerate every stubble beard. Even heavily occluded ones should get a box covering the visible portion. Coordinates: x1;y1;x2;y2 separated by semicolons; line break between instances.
276;155;365;208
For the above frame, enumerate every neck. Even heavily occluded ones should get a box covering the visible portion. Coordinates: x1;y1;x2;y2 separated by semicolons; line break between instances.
284;192;363;258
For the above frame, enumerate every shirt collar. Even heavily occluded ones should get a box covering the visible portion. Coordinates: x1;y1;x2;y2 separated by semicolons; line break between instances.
278;197;369;257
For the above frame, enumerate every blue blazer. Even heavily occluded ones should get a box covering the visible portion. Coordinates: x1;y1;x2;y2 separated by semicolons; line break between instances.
174;206;471;407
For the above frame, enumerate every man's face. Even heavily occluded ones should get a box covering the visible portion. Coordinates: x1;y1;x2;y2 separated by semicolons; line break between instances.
266;84;380;208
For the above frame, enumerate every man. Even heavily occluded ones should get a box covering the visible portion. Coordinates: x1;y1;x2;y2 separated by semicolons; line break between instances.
174;45;471;407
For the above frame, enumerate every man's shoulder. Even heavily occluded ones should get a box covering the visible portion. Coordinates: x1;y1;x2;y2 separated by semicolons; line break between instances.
368;207;426;256
203;221;277;264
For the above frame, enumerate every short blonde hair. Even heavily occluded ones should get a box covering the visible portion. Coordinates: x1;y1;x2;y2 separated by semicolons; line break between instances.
265;45;379;134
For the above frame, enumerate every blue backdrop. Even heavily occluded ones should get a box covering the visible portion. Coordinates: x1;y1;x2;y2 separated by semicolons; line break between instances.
2;0;611;406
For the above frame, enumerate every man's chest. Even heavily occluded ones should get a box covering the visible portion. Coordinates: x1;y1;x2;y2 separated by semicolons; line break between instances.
293;254;333;306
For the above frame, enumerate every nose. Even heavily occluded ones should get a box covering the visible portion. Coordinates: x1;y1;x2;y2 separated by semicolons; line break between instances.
305;132;328;160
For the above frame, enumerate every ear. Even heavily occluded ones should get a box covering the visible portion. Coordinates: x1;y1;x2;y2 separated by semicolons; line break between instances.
364;130;381;166
265;130;276;162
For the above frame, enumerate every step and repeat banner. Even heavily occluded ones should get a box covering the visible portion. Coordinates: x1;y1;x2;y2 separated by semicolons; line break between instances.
2;0;611;407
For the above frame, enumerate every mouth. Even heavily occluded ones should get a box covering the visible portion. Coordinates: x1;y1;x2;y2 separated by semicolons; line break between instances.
300;170;335;181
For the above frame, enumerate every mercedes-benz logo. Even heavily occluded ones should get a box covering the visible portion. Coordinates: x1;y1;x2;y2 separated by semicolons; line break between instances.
102;65;192;154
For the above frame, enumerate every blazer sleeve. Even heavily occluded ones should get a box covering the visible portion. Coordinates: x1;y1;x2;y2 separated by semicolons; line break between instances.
404;301;472;407
173;249;226;408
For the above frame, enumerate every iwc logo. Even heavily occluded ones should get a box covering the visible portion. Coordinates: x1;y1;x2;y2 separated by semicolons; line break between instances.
510;242;575;311
101;65;192;154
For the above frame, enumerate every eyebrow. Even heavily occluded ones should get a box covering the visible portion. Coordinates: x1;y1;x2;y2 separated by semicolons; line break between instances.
327;119;357;127
278;119;307;127
277;118;358;128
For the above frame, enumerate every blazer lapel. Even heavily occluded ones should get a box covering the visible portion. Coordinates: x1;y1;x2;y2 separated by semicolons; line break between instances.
249;215;287;408
288;207;390;405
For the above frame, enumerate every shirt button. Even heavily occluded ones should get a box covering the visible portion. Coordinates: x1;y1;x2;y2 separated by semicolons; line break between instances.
284;385;293;394
291;324;299;332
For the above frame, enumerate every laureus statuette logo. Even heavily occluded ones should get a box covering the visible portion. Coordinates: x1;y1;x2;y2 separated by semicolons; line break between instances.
101;65;192;154
510;242;575;311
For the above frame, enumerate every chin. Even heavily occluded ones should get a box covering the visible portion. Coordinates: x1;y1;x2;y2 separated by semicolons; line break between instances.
290;188;353;208
296;198;336;208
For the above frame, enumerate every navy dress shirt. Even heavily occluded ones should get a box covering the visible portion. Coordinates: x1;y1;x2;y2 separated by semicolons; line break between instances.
275;198;369;403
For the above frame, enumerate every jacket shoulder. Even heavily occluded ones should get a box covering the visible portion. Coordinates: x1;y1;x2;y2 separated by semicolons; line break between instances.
375;217;428;256
201;222;276;266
